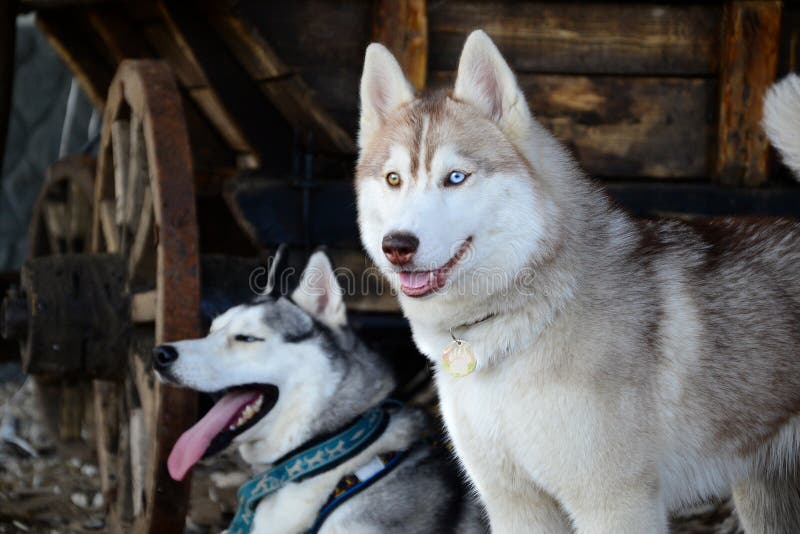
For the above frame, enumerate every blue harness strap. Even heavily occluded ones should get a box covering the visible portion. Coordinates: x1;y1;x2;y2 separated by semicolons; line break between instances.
227;403;392;534
308;435;446;533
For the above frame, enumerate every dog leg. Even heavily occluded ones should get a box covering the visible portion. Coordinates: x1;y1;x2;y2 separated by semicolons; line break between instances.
733;472;800;533
481;484;572;534
567;484;668;534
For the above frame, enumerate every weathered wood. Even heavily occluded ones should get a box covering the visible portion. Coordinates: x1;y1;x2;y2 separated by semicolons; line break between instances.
431;72;715;179
0;0;16;178
372;0;428;90
18;254;129;379
232;0;372;141
128;188;154;279
110;120;130;226
37;12;114;109
59;382;84;441
142;20;254;157
99;200;120;253
131;290;156;323
92;60;200;534
428;2;721;75
208;10;355;154
125;117;147;230
159;1;294;167
30;156;95;257
129;408;146;518
93;380;120;515
717;1;782;187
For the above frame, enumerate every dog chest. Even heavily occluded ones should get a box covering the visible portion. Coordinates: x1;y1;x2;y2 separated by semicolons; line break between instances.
435;360;609;499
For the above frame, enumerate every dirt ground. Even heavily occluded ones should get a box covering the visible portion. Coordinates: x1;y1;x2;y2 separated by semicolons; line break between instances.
0;361;742;533
0;363;244;533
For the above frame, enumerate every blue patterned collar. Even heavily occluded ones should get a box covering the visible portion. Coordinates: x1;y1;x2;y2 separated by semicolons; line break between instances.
227;401;396;534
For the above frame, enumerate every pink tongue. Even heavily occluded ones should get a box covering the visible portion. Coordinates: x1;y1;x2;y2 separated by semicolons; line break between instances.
399;271;432;289
167;390;261;481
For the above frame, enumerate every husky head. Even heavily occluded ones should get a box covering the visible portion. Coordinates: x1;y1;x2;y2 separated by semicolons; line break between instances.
153;251;395;480
356;30;576;315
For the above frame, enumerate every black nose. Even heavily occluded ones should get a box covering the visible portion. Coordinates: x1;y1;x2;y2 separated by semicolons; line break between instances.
382;232;419;266
152;344;178;371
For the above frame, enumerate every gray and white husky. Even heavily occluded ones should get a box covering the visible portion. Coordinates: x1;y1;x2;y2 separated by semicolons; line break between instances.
153;251;486;533
355;29;800;533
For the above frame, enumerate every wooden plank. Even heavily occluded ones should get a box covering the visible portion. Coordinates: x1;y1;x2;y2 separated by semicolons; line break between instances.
432;72;714;179
0;0;16;179
208;11;355;154
37;12;115;109
716;1;782;186
428;2;722;75
372;0;428;90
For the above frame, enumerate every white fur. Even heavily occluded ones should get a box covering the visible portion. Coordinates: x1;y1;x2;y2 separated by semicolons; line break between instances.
763;73;800;179
162;252;440;533
357;30;800;533
359;44;415;152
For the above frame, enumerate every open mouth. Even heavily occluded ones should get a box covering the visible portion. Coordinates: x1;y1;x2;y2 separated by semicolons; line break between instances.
398;238;472;298
167;384;279;481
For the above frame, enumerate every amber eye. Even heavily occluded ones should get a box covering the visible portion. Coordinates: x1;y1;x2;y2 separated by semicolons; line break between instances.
386;172;402;187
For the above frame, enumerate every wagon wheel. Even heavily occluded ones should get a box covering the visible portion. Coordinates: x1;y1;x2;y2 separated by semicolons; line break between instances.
90;60;200;533
27;155;97;442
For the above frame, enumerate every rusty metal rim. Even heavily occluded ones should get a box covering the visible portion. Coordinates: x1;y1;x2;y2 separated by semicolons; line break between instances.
91;59;199;534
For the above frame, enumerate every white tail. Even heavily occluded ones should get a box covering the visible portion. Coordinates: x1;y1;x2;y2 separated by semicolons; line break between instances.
763;73;800;180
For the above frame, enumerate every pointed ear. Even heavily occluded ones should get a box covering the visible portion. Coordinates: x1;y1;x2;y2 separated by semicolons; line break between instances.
453;30;530;128
264;243;289;298
291;251;346;328
359;43;415;151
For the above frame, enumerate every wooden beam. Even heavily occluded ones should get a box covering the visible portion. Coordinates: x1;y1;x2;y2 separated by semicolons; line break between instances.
716;1;782;187
0;0;17;179
208;11;355;154
37;12;114;109
142;18;254;157
372;0;428;90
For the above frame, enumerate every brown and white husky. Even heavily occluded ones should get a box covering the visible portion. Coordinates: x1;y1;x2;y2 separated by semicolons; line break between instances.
355;29;800;533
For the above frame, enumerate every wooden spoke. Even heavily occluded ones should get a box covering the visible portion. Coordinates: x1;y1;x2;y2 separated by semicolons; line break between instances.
126;116;147;231
128;187;155;289
110;120;131;228
99;199;120;253
131;289;157;324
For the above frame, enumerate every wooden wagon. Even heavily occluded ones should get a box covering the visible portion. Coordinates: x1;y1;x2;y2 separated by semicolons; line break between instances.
1;1;799;532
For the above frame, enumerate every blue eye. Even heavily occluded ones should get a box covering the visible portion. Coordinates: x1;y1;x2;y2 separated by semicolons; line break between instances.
235;334;264;343
446;170;468;186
